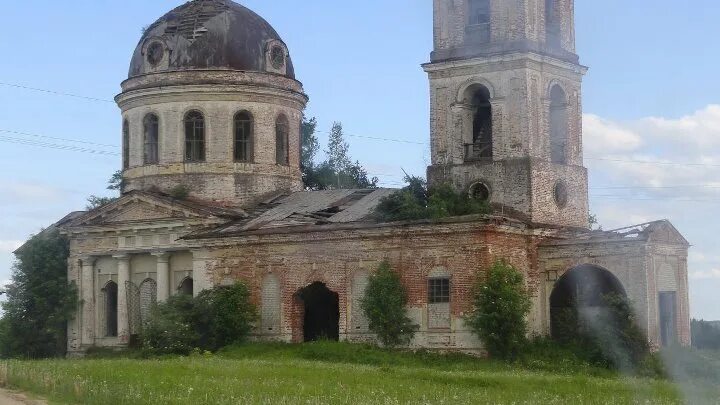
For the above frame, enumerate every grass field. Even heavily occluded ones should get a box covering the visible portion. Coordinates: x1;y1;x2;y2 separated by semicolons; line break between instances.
0;342;717;404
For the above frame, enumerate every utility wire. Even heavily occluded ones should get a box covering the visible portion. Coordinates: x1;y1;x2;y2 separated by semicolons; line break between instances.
0;129;118;148
0;82;115;104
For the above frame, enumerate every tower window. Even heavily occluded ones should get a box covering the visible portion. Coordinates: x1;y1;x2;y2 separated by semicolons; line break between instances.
464;84;493;161
143;114;159;165
546;0;561;47
550;85;569;164
184;111;205;162
275;114;290;165
234;111;253;162
122;120;130;170
468;0;490;26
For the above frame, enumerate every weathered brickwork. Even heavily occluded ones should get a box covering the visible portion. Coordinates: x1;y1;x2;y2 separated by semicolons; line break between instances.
61;0;691;356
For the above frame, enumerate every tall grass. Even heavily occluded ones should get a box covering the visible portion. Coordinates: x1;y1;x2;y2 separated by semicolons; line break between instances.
0;342;694;404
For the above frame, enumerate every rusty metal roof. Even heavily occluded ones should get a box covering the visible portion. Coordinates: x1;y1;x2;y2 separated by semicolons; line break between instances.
187;188;397;238
129;0;295;78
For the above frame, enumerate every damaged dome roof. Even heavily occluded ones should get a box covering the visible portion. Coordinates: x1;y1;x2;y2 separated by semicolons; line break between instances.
128;0;295;79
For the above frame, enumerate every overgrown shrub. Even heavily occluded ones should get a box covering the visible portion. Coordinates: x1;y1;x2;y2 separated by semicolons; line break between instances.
143;282;256;354
361;261;418;347
193;283;257;351
0;229;77;359
553;293;652;373
375;176;490;222
466;260;531;360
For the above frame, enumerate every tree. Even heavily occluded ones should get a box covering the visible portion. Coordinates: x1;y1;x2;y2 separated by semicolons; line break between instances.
0;229;77;358
361;261;418;347
301;120;378;190
691;319;720;350
466;260;531;359
86;171;124;210
375;175;490;221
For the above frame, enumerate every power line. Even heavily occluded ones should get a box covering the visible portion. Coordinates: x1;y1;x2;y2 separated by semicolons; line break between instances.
0;82;115;104
0;129;118;148
0;136;119;156
586;157;720;168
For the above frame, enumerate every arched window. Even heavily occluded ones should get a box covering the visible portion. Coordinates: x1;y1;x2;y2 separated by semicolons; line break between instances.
143;114;159;164
549;85;569;164
139;278;157;325
465;84;493;160
103;281;118;337
275;115;289;165
234;111;253;162
546;0;561;47
184;111;205;162
122;120;130;170
178;277;194;296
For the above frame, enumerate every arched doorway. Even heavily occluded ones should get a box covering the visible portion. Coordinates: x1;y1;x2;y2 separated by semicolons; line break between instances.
297;282;339;342
103;281;118;337
550;265;626;338
178;277;193;296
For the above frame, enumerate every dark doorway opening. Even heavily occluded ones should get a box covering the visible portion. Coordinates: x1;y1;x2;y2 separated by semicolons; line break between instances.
659;292;677;347
299;282;339;342
178;277;194;296
550;265;626;338
104;281;118;337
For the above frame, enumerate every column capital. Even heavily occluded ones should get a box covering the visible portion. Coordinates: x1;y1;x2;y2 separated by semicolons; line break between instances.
78;256;96;267
112;254;131;261
151;252;171;262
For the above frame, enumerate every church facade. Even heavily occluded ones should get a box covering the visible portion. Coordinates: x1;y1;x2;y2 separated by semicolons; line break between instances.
61;0;691;355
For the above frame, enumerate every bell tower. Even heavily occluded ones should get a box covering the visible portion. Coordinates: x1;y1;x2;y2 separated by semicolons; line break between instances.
424;0;589;228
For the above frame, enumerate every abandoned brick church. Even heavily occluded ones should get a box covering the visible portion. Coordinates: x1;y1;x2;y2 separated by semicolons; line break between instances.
60;0;691;354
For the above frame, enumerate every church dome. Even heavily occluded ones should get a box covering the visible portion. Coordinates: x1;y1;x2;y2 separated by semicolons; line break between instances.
128;0;295;79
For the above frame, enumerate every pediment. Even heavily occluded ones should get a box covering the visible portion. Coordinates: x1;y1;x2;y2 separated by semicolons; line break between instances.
646;221;689;246
71;193;217;227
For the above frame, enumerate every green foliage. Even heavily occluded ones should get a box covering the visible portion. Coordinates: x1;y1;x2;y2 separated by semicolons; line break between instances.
168;184;190;200
0;229;77;359
375;176;490;222
193;283;257;351
553;293;651;373
466;260;532;360
301;119;378;190
85;196;116;210
107;170;125;191
691;319;720;350
142;283;256;355
361;262;418;347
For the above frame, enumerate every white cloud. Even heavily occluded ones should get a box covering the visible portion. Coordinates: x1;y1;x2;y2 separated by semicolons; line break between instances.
0;241;22;254
584;114;643;154
690;269;720;280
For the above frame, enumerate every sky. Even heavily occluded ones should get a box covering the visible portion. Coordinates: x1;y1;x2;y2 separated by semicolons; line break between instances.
1;0;719;319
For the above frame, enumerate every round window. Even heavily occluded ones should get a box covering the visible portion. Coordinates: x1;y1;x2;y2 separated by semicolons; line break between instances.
554;181;569;208
146;42;165;67
270;46;286;69
469;182;491;202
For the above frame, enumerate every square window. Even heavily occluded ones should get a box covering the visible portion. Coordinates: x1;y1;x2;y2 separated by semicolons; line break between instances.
428;278;450;304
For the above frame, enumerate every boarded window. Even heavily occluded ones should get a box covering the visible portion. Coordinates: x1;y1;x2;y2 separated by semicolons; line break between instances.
351;272;370;332
659;292;677;347
275;115;289;165
234;111;253;162
546;0;561;47
143;114;159;164
261;274;281;332
139;278;157;325
184;111;205;162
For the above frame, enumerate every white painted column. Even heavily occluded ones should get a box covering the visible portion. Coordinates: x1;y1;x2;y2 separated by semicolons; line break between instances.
153;252;171;302
79;257;96;347
114;254;131;344
191;249;211;297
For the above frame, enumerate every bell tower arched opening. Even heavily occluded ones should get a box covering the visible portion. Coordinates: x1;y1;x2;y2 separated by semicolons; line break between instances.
549;85;569;164
463;84;493;161
550;265;626;339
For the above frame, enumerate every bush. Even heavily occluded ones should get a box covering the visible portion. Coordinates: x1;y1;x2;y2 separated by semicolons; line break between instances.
361;261;418;347
143;282;256;354
193;283;257;351
553;293;652;373
375;176;490;222
466;260;531;360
